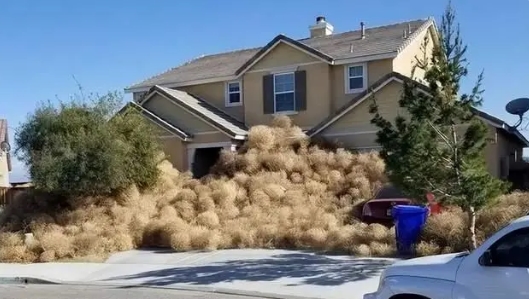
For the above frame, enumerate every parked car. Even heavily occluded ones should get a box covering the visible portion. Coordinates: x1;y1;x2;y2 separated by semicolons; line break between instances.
362;185;412;226
363;214;529;299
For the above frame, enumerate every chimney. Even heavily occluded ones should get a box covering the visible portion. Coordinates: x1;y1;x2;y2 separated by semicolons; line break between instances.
309;16;334;38
360;22;366;39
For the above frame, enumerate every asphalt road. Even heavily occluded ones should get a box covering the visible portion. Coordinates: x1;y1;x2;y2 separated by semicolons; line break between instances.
0;285;269;299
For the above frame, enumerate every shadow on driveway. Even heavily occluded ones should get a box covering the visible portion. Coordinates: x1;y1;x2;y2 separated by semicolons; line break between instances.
107;252;393;287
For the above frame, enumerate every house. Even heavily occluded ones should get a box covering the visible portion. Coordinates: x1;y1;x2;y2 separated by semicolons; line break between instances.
0;119;12;204
124;16;528;180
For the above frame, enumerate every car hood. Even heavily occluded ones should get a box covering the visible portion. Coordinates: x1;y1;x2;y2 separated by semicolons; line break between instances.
383;252;467;281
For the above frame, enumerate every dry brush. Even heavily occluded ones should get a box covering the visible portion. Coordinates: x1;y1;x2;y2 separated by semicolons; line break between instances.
1;116;528;262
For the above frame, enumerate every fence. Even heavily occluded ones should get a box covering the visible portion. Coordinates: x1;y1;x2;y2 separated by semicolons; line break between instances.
0;182;33;206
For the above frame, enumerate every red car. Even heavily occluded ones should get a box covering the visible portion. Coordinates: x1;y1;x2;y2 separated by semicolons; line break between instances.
361;185;412;225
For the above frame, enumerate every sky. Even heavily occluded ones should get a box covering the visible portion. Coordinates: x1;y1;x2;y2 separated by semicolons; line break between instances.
1;0;528;182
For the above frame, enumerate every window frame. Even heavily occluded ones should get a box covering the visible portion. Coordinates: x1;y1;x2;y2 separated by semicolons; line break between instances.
344;63;367;94
273;72;296;114
484;227;529;268
225;81;242;107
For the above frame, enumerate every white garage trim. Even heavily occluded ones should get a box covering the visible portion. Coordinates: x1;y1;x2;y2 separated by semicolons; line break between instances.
195;131;226;135
187;142;234;149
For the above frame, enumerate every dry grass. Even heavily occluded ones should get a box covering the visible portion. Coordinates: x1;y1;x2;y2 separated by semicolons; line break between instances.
0;116;390;262
1;116;528;262
416;192;529;256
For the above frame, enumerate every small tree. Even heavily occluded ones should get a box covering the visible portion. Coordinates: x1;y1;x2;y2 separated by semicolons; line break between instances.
15;91;162;198
369;3;508;250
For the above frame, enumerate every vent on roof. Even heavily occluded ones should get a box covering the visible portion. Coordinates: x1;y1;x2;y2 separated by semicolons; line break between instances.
309;16;334;38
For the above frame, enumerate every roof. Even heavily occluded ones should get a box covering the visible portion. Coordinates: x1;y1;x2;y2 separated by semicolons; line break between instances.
474;109;529;147
142;86;248;139
308;72;529;147
126;18;433;91
118;101;192;141
0;119;12;171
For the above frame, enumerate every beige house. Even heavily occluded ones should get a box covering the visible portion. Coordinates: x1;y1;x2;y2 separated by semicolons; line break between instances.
0;119;12;204
124;16;528;180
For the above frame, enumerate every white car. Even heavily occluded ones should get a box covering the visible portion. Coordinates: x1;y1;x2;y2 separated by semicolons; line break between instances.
364;215;529;299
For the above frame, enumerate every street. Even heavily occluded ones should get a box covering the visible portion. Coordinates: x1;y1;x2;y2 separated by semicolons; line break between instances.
0;285;269;299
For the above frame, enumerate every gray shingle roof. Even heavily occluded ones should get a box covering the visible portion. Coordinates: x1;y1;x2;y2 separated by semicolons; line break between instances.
127;18;432;90
153;86;248;138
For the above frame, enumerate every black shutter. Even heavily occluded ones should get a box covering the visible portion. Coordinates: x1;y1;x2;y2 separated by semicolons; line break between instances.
295;70;307;111
263;74;274;114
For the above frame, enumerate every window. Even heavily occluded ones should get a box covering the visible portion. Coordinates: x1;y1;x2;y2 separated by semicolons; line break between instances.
486;228;529;267
225;81;242;107
345;64;366;93
274;72;295;112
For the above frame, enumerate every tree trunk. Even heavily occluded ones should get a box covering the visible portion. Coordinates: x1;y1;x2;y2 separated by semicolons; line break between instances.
467;206;477;250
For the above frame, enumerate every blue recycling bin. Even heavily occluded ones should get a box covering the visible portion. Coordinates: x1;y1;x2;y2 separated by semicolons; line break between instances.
392;205;429;256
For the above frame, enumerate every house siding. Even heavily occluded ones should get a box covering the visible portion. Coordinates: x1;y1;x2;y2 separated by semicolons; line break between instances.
0;154;9;188
323;80;406;134
247;42;321;71
142;94;216;133
159;137;187;172
330;59;394;112
243;62;331;128
192;132;232;144
393;27;436;80
320;80;509;179
179;82;244;121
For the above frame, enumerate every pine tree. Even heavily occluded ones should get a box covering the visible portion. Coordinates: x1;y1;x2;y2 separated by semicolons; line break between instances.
369;2;508;250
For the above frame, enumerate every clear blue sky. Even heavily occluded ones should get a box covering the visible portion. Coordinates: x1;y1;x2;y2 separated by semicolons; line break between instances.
1;0;528;182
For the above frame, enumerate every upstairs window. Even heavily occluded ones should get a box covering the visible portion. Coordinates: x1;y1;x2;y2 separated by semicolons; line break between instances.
225;81;242;107
262;70;306;115
274;72;295;112
345;64;367;93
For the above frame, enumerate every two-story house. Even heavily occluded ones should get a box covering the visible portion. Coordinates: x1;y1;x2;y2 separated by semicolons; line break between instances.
0;119;12;204
124;16;528;180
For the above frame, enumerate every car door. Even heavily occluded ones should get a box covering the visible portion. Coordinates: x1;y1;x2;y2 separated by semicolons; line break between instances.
455;228;529;299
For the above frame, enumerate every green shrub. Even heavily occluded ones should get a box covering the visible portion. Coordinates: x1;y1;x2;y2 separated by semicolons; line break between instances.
15;92;161;197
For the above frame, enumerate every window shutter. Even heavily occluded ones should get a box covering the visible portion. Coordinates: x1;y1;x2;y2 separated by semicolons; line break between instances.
295;70;307;111
263;74;274;114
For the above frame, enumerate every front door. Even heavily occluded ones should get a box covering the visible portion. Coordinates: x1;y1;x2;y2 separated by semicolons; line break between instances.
455;227;529;299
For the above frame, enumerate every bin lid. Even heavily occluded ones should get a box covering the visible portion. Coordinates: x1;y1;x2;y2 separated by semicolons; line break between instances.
393;204;428;215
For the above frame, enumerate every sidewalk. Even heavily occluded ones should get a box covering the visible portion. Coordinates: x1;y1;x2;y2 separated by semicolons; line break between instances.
0;249;397;299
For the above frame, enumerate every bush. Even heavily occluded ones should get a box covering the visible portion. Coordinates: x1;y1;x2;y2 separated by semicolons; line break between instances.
15;92;161;197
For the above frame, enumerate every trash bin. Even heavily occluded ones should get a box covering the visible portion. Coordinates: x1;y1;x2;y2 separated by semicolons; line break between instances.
392;205;429;256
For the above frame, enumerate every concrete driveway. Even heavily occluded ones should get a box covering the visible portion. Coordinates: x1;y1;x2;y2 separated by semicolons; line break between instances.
0;249;398;299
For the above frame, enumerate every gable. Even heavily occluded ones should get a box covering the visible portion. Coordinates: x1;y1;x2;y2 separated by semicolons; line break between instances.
247;41;324;72
393;24;436;80
322;80;406;135
142;93;218;134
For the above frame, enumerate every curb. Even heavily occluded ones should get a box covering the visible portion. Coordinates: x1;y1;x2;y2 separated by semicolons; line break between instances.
0;277;322;299
0;277;60;285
